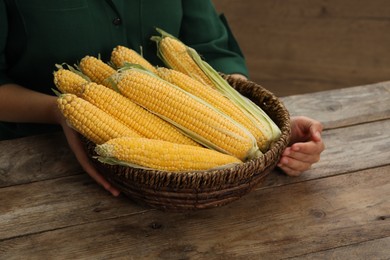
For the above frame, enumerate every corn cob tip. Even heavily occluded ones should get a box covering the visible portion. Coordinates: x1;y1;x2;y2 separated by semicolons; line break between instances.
111;45;157;73
56;93;141;145
94;143;112;158
78;55;116;88
53;68;90;95
154;27;177;40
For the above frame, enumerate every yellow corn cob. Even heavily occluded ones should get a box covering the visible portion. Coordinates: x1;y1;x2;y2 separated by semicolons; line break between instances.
151;32;213;87
53;68;89;94
95;137;242;172
53;69;199;146
152;28;282;150
80;82;200;146
156;67;271;151
110;45;157;73
112;68;260;161
57;94;140;144
78;56;116;88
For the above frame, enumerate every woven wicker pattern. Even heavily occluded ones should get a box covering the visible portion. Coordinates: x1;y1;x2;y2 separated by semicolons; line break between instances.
85;75;291;210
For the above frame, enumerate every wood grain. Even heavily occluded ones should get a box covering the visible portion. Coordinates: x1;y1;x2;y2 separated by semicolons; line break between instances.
213;0;390;96
0;132;82;188
264;119;390;187
290;236;390;260
281;81;390;129
1;120;388;242
1;81;389;259
0;174;150;241
0;166;388;259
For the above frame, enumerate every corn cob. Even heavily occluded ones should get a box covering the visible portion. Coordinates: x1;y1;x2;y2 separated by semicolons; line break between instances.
189;51;282;147
152;28;282;150
53;68;199;146
110;45;157;73
95;137;242;172
111;68;260;161
156;67;271;151
57;94;140;144
81;82;200;146
151;32;214;87
53;68;89;94
78;56;116;88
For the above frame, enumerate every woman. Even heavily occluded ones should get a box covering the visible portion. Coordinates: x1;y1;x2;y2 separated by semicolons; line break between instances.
0;0;324;196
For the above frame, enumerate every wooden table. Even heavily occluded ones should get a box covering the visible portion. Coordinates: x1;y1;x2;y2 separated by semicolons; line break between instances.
1;82;389;259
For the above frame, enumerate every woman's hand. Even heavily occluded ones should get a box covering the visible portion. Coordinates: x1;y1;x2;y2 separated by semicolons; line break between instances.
278;116;325;176
55;105;120;197
0;83;120;196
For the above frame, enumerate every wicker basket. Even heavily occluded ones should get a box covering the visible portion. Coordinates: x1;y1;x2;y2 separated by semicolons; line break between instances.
84;75;291;211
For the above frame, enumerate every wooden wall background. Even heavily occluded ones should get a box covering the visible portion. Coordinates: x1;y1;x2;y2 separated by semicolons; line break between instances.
213;0;390;96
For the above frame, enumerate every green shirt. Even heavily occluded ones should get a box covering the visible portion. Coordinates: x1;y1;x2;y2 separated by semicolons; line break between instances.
0;0;248;139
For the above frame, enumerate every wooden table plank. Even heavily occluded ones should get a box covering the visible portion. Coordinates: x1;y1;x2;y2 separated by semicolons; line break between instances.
281;81;390;129
0;132;81;188
1;166;388;259
264;119;390;187
291;236;390;260
0;174;149;241
1;119;388;241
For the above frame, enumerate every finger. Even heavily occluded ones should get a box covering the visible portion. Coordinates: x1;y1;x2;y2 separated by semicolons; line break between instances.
282;146;320;164
277;163;303;177
83;164;121;197
63;128;121;196
311;130;322;142
278;155;312;174
82;163;121;197
78;157;121;197
309;122;324;142
289;117;320;144
290;141;325;157
79;156;121;197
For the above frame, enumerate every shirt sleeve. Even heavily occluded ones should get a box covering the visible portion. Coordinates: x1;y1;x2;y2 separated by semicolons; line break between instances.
0;1;14;86
179;0;249;77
